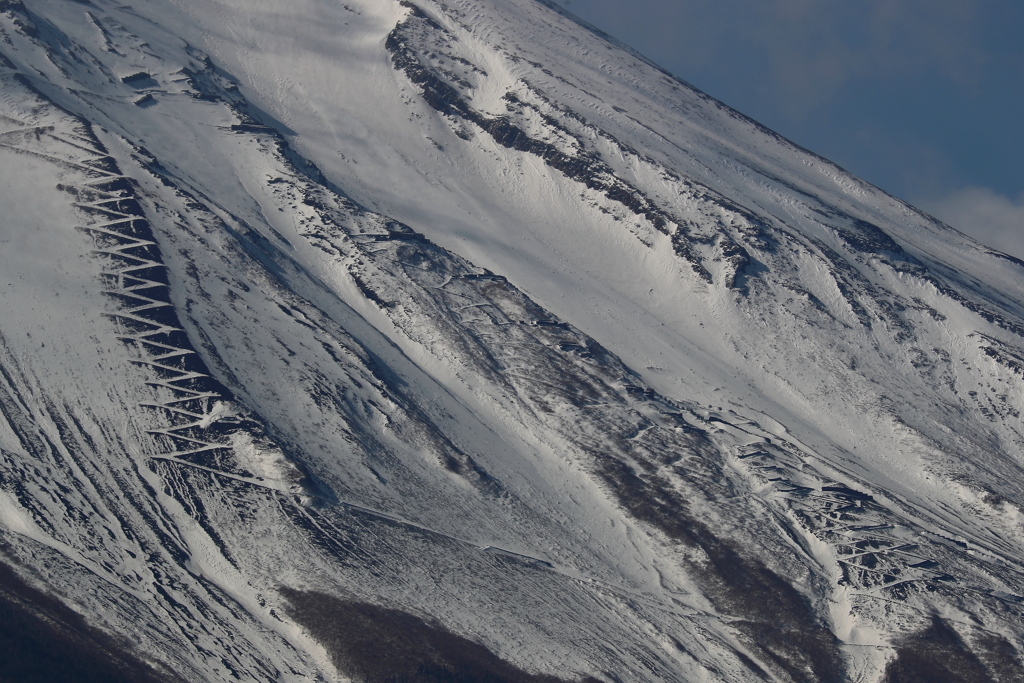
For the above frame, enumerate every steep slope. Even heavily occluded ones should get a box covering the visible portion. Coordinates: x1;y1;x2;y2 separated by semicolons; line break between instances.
1;0;1023;681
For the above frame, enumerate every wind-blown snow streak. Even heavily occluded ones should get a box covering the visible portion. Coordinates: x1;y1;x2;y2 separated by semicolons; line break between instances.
0;0;1023;681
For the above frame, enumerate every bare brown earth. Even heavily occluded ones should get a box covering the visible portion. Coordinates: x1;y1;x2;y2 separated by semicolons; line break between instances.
282;587;603;683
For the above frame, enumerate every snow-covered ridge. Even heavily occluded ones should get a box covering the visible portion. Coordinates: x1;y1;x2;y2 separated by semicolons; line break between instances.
0;0;1023;681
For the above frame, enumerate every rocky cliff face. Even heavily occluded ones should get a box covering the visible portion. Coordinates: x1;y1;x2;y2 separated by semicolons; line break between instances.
1;0;1023;681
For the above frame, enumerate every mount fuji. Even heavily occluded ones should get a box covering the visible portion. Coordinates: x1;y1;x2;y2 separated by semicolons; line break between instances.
1;0;1023;681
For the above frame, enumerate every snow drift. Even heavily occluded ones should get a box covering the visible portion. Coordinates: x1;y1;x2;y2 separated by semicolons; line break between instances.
1;0;1023;680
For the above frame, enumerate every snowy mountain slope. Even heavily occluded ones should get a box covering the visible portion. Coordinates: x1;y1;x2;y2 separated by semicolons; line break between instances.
1;0;1024;681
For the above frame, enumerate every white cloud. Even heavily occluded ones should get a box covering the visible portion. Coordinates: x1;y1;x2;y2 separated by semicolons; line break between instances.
919;187;1024;261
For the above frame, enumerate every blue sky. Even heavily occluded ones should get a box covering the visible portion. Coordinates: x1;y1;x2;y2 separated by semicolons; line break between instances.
560;0;1024;259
